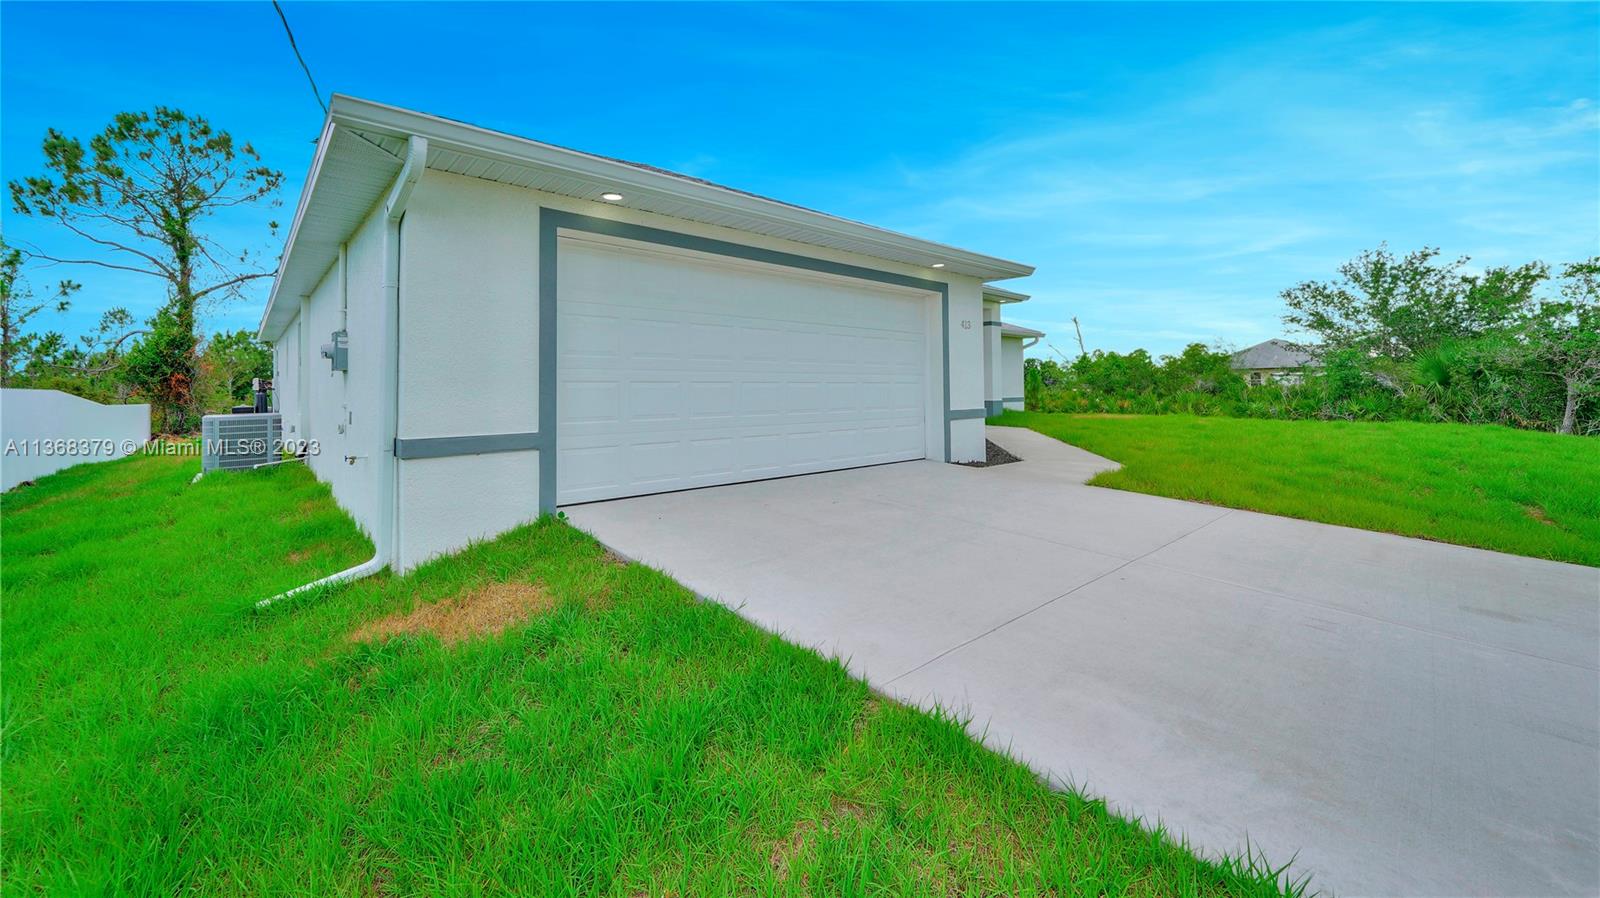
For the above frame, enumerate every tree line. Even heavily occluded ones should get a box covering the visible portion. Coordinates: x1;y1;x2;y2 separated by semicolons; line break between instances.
0;242;272;419
1027;246;1600;435
2;108;280;432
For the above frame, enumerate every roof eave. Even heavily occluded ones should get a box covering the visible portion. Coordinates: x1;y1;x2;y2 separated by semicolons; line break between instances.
329;95;1035;280
999;323;1045;338
257;115;340;342
983;285;1030;303
260;95;1038;341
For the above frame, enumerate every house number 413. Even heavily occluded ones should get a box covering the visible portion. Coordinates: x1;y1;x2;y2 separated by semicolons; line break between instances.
960;320;973;329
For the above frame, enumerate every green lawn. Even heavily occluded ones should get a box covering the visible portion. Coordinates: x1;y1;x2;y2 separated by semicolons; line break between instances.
994;411;1600;567
0;452;1300;896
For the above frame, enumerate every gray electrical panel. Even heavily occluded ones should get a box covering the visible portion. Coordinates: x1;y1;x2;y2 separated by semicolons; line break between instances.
320;329;348;371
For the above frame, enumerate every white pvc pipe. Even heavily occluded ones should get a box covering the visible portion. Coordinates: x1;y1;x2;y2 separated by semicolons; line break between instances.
259;134;427;611
256;554;385;609
251;455;307;470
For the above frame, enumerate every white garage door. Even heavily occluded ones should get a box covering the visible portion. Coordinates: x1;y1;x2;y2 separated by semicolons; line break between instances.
557;236;929;504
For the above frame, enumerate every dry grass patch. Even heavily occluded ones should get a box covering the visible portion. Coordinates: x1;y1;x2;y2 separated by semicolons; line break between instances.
769;797;870;881
350;580;556;645
853;695;884;738
1523;504;1558;527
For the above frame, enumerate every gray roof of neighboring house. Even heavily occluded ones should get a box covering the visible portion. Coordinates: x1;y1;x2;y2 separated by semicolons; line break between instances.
1230;339;1319;370
999;322;1045;338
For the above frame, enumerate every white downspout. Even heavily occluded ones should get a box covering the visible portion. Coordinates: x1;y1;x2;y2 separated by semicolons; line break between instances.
297;296;310;439
258;135;427;609
338;243;349;331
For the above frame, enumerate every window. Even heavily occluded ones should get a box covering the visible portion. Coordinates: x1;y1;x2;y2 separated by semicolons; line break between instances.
1248;371;1264;386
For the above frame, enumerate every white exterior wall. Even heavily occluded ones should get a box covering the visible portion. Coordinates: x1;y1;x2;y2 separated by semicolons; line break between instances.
276;169;995;571
1241;367;1305;386
272;312;302;431
272;203;389;541
982;301;1002;414
0;389;150;491
944;276;986;461
395;174;542;569
1001;337;1026;410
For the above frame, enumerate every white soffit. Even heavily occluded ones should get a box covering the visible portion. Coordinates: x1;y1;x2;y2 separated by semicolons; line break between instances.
999;322;1045;338
260;95;1035;340
982;285;1030;303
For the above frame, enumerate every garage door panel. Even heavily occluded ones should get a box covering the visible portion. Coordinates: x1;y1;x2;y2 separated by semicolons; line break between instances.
623;320;685;363
557;238;928;504
563;311;621;359
786;381;824;412
688;437;736;476
688;381;737;419
736;433;786;476
561;380;622;424
824;381;859;413
738;381;785;417
562;445;622;492
685;323;738;362
789;330;829;365
740;326;788;365
625;381;680;422
630;440;686;484
887;334;922;369
891;380;923;413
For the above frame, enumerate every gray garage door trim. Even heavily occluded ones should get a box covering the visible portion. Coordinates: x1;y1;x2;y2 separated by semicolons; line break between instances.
537;208;959;513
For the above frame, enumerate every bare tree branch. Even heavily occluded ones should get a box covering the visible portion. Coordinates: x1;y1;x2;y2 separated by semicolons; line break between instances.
193;270;274;301
18;250;164;279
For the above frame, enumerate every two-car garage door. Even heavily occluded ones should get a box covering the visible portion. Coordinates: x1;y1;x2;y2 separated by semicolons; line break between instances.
557;236;930;504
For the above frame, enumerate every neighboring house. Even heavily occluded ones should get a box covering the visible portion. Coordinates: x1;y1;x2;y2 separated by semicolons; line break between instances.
1230;339;1320;386
1000;324;1044;411
260;96;1036;571
979;286;1043;414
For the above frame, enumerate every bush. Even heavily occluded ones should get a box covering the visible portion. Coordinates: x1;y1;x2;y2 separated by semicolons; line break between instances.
1020;340;1597;431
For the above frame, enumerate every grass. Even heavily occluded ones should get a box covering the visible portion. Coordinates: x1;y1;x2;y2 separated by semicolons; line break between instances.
0;451;1303;896
994;411;1600;567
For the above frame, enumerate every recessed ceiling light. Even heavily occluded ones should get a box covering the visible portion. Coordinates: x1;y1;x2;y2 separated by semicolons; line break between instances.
931;262;946;268
600;192;624;202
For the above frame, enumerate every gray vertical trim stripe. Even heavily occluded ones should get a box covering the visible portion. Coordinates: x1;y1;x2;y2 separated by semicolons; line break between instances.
538;208;959;498
538;213;560;513
941;291;951;462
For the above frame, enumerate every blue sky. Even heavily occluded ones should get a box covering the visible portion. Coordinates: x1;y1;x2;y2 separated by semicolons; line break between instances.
3;2;1596;359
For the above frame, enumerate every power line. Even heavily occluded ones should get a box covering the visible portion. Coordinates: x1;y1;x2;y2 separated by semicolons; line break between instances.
271;0;326;116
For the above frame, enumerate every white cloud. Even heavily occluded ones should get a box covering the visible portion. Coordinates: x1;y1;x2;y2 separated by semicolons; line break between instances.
852;13;1598;355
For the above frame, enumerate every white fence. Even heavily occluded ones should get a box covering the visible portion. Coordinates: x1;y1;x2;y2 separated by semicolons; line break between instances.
1;389;151;491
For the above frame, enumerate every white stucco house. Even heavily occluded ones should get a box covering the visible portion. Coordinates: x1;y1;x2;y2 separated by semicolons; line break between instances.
979;285;1042;414
260;96;1036;571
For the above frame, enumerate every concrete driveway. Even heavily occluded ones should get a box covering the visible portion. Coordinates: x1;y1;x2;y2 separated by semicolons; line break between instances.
565;425;1600;897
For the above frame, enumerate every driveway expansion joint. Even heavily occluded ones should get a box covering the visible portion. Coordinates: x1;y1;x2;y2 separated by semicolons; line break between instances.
886;509;1238;685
